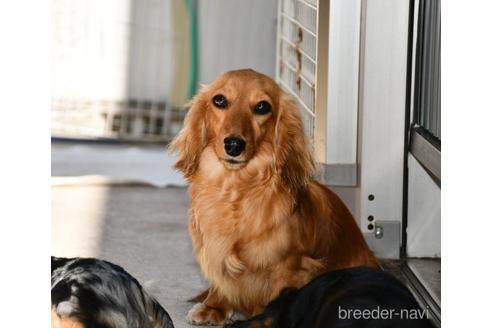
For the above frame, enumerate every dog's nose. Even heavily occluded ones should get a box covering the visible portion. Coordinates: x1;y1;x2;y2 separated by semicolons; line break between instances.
224;137;246;157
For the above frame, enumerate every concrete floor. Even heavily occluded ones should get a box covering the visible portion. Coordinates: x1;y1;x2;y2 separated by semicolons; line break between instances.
52;184;206;328
407;258;441;306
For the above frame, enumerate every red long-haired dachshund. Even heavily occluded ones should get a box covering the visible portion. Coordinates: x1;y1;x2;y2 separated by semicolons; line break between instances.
170;69;378;325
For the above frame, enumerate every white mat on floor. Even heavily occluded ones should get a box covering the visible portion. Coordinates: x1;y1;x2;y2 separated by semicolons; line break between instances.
51;142;187;187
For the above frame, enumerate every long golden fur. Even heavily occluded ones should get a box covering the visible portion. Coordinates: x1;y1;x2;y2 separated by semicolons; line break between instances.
170;69;378;325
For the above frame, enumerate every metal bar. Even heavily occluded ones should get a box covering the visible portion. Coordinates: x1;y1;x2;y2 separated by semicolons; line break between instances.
413;0;426;126
298;0;317;11
412;0;440;141
278;35;317;64
281;12;317;37
279;80;316;117
409;126;440;183
280;58;315;88
432;0;441;139
427;0;437;136
422;0;431;131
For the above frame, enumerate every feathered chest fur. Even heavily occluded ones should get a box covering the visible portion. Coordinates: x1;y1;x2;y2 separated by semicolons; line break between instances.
187;148;297;291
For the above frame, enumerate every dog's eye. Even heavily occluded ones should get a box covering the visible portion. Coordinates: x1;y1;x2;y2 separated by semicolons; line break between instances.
254;101;272;115
212;94;228;109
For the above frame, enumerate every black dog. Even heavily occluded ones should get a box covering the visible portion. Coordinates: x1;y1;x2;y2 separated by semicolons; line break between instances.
51;256;174;328
226;267;432;328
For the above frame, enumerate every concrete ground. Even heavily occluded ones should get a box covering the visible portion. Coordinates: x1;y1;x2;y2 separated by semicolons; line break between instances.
52;184;206;328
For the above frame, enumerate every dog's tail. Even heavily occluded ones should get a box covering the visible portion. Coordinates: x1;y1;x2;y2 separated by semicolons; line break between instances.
143;291;175;328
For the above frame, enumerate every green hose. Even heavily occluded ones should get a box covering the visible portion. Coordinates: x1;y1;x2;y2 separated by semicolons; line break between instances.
185;0;198;98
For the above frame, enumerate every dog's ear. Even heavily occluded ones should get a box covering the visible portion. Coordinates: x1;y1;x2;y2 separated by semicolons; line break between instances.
274;92;316;193
169;87;208;179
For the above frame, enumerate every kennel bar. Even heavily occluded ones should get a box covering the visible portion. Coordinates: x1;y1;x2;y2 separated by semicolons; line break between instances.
276;0;329;165
277;0;363;187
276;0;320;144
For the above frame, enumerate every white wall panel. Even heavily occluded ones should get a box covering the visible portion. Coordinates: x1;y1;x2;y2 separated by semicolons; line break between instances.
198;0;278;83
326;0;361;166
359;0;409;233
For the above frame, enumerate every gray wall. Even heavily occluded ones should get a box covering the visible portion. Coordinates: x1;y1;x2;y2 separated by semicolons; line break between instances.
197;0;278;84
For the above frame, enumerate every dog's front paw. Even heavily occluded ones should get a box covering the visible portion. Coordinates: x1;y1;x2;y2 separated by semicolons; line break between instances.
187;302;233;326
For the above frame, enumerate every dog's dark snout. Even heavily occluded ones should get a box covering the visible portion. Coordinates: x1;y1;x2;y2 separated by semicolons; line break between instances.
224;137;246;157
